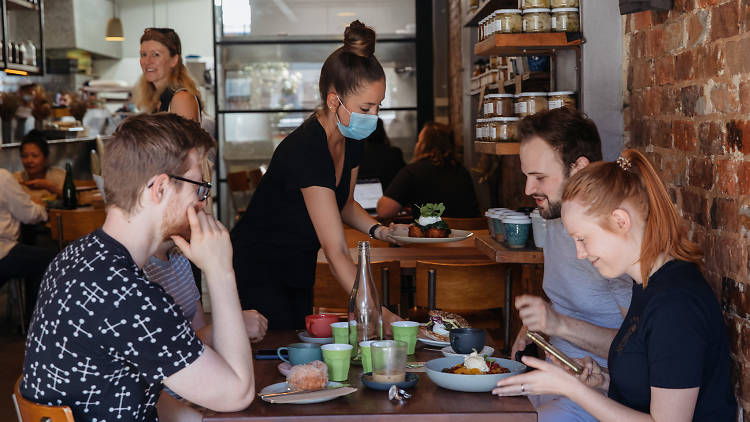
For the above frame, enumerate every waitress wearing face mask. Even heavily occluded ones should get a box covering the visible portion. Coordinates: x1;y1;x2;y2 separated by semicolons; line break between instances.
230;20;403;330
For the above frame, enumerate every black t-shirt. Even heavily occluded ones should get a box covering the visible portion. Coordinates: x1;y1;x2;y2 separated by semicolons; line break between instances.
231;116;362;254
20;229;204;422
358;141;405;190
608;260;736;420
384;159;480;217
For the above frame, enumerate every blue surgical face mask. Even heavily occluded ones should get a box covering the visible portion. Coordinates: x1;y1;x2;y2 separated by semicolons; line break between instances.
335;96;378;140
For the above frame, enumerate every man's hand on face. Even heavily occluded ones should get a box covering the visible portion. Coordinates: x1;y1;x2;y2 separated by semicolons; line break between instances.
515;295;562;336
171;207;233;279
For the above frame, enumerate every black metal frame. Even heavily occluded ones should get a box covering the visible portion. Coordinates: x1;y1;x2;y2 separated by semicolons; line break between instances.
1;0;45;75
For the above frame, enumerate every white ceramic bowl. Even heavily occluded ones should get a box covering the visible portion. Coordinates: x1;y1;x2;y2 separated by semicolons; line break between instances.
425;356;526;392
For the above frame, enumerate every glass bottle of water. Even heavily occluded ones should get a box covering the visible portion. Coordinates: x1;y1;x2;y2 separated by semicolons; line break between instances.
348;241;382;363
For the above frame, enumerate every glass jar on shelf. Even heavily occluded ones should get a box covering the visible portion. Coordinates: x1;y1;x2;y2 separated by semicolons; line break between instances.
488;117;520;142
522;0;551;8
551;8;580;32
494;9;523;33
490;93;515;117
23;41;37;66
475;118;489;141
518;92;549;117
522;8;552;33
548;91;576;110
551;0;578;7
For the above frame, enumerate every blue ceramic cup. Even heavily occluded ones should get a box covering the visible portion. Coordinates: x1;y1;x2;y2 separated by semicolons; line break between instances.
503;215;531;248
277;343;323;366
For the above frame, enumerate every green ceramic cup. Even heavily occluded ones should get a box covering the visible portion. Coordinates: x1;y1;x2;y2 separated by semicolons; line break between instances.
391;321;419;354
359;340;375;374
330;322;349;345
321;343;353;381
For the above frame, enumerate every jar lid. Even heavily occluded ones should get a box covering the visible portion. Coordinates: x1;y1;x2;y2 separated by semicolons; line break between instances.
489;117;521;121
502;215;531;223
485;93;514;98
522;8;552;13
519;92;549;97
551;8;579;12
495;9;522;14
479;17;487;23
548;91;576;96
476;118;488;122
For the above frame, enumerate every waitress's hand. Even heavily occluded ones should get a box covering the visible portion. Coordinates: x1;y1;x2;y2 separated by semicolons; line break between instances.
492;355;581;397
376;223;409;245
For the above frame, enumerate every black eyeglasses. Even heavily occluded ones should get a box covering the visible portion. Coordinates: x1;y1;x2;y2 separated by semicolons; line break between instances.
169;175;211;201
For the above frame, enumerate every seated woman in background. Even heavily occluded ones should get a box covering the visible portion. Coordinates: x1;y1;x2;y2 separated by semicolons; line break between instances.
493;149;736;421
376;122;479;218
358;118;405;190
14;130;65;203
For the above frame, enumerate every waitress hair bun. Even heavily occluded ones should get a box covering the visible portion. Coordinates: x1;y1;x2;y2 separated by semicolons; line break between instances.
343;20;376;58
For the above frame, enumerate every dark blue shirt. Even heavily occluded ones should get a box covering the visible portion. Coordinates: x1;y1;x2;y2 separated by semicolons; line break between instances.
608;260;735;420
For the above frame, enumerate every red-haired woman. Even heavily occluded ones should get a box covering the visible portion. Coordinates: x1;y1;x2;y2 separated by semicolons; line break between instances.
493;149;736;421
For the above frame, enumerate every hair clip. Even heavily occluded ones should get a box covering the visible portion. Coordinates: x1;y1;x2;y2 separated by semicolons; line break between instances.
616;156;631;171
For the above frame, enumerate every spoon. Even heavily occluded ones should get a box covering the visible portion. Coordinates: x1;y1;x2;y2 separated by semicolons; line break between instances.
388;385;412;402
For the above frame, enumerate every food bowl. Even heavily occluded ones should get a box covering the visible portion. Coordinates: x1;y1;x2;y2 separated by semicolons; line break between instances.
425;356;526;392
449;328;486;355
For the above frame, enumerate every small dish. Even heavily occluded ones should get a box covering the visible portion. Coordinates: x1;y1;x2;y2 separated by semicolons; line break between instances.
417;337;450;347
361;372;419;391
259;381;353;404
389;229;474;244
297;330;333;344
441;345;495;358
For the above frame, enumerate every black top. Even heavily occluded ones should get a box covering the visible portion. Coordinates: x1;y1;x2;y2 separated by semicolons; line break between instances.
231;117;362;254
158;87;202;112
358;141;405;190
384;159;480;217
21;229;204;422
608;260;736;420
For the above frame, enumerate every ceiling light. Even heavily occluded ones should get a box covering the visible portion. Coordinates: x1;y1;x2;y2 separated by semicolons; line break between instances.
105;0;124;41
337;12;356;17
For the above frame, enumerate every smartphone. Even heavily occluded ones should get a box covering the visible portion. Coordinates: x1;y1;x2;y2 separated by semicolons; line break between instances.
254;348;286;360
515;341;539;363
525;331;583;375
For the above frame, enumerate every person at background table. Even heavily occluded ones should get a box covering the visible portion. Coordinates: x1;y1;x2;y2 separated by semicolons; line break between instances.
495;149;736;421
134;27;201;122
0;169;54;326
358;118;405;191
14;130;65;203
376;122;480;219
510;107;632;422
231;20;404;330
20;113;256;421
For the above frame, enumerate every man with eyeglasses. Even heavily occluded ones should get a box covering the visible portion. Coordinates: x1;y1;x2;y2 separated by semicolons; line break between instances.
20;113;256;421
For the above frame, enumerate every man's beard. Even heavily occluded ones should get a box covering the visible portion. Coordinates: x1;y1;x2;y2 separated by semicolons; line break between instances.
534;195;562;220
161;204;191;241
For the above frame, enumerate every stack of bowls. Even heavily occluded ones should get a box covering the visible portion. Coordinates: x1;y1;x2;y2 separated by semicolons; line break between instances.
530;208;547;249
485;208;508;241
502;213;532;248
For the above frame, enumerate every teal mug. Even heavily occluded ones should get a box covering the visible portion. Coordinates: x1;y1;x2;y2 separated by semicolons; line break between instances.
277;343;323;366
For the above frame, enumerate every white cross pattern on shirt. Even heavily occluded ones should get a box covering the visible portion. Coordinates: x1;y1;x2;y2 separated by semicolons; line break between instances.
43;363;70;396
104;366;128;386
33;320;50;352
57;293;72;315
99;318;127;337
109;385;132;419
112;282;141;308
152;367;166;381
123;342;139;357
55;337;78;359
74;384;101;413
79;251;107;272
75;281;108;316
157;345;172;358
30;377;44;400
87;236;105;249
132;314;163;343
107;266;130;282
161;296;179;316
172;350;193;368
170;319;192;342
141;296;157;311
68;318;93;338
71;357;100;382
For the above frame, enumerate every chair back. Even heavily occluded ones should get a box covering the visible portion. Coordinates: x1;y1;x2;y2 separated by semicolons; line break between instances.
415;260;505;312
48;208;107;248
226;169;263;218
12;377;75;422
442;217;488;231
314;260;401;315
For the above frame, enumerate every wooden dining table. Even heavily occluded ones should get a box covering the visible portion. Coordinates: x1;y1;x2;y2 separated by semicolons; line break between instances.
201;330;537;422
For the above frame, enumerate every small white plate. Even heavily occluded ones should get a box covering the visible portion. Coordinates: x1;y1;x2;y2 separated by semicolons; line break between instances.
259;381;350;404
440;345;495;357
389;229;474;244
418;337;451;347
297;331;333;344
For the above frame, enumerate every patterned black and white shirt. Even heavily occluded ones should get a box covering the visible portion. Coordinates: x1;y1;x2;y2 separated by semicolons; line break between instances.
20;229;204;421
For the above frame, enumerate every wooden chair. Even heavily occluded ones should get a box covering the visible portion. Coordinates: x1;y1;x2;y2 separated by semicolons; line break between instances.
12;377;75;422
226;169;263;220
442;217;488;231
48;208;107;250
414;260;507;336
314;260;401;316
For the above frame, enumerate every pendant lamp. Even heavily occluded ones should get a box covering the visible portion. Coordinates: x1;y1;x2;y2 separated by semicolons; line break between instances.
106;0;124;41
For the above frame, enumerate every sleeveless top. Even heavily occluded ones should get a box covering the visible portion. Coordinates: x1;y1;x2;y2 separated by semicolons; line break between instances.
158;87;202;113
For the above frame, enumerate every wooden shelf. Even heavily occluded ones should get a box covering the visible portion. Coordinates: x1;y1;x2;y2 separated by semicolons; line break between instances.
503;71;549;87
463;0;517;27
475;141;520;155
7;0;38;10
475;33;582;57
475;234;544;264
4;63;41;75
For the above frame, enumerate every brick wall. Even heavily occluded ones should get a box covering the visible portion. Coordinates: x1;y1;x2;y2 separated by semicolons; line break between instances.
622;1;750;418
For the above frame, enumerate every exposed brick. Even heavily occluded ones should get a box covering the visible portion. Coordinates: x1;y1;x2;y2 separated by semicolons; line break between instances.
712;198;739;232
632;11;653;31
656;150;687;186
673;120;697;151
654;56;675;85
664;19;685;52
726;37;750;75
672;0;692;13
699;121;725;155
697;43;725;79
689;156;715;190
711;82;740;114
630;119;648;147
740;161;750;196
741;203;750;235
741;80;750;114
660;86;681;115
632;59;655;89
651;10;669;26
680;85;704;117
645;86;662;115
630;31;647;59
651;120;673;148
711;1;740;41
695;0;722;8
717;159;740;195
645;26;664;58
742;2;750;33
675;49;695;81
687;10;708;47
726;120;744;153
681;189;709;227
712;235;746;278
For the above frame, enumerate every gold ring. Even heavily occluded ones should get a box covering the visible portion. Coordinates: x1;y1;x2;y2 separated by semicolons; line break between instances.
521;384;525;393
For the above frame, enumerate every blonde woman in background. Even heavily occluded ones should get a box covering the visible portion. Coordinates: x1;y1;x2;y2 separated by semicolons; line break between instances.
133;27;201;122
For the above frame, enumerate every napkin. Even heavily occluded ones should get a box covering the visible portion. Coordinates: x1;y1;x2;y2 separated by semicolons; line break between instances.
263;387;357;404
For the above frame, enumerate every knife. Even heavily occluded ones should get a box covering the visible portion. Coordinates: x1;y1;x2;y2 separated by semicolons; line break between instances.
259;385;348;398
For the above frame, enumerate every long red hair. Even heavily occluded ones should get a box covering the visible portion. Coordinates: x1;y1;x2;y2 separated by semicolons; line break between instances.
561;149;702;286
